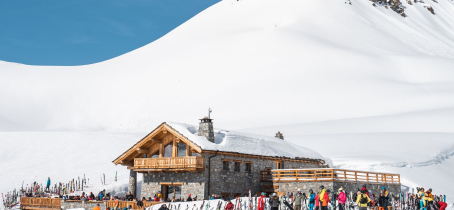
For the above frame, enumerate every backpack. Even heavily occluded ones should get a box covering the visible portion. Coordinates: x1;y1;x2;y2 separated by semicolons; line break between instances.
360;194;368;204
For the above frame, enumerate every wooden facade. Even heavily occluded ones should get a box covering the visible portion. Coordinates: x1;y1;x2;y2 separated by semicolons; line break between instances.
114;123;325;172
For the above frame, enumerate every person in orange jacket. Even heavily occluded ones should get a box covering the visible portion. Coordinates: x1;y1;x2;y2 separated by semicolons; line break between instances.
93;204;101;210
319;186;330;210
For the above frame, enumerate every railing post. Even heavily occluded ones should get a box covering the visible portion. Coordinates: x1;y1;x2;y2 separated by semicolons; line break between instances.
344;170;347;181
295;170;298;181
367;173;369;182
314;171;317;181
331;169;334;181
376;174;378;182
398;175;400;183
355;172;357;181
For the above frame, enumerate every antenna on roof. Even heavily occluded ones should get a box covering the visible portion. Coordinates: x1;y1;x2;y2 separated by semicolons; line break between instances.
208;107;212;119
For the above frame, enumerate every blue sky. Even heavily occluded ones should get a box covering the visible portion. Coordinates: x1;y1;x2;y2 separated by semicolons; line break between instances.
0;0;220;66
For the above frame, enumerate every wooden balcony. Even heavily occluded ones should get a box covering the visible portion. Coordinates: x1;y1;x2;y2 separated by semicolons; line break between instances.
132;156;205;172
261;168;400;184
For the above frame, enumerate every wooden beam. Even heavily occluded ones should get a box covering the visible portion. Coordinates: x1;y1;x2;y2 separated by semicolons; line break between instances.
172;137;177;157
136;148;150;154
159;143;164;158
152;139;163;144
121;161;133;166
186;145;191;157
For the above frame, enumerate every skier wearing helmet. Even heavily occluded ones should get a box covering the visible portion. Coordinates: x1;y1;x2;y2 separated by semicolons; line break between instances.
378;187;390;210
337;188;347;210
319;186;330;210
269;193;280;210
425;189;434;208
308;189;316;210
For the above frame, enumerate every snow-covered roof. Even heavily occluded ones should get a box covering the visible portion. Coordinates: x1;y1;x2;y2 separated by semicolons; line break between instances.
165;122;329;164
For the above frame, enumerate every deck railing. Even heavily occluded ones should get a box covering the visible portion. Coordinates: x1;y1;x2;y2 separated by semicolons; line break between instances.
21;197;62;209
134;156;205;169
261;168;400;184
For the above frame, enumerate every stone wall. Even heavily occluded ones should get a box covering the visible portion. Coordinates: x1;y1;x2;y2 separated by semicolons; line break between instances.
62;200;106;210
261;181;401;197
333;182;401;196
141;153;323;200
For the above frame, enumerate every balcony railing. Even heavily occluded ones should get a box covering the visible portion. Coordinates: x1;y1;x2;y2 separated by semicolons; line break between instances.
134;156;205;170
261;168;400;184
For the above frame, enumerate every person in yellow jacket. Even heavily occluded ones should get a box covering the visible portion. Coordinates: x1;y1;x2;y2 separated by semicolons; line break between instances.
356;190;371;210
418;188;426;210
425;189;434;208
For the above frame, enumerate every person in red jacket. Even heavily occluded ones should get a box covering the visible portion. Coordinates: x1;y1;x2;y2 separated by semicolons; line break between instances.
258;192;266;210
226;200;234;210
437;202;447;210
315;193;320;210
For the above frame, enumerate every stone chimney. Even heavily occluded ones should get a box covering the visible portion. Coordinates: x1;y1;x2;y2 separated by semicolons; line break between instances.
275;131;284;140
198;117;215;143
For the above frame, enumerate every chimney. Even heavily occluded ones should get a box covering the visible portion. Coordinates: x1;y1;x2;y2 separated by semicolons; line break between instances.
275;131;284;140
198;108;215;143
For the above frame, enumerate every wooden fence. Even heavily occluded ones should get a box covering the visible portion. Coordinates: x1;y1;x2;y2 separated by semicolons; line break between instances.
261;168;400;184
21;197;62;210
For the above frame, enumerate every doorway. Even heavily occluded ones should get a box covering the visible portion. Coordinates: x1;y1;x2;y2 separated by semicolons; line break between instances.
161;184;182;201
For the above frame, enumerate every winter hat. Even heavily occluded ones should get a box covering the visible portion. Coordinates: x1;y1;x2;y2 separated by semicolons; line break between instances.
188;194;191;197
298;189;301;192
320;185;325;190
309;189;313;193
272;193;277;197
382;187;386;190
261;192;266;195
339;188;343;191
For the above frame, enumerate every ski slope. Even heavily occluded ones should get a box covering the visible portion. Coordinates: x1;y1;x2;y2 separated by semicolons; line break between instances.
1;0;454;208
1;0;454;131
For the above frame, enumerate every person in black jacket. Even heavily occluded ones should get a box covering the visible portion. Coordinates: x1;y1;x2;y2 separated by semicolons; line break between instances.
137;198;144;209
158;204;169;210
187;194;193;202
269;193;280;210
378;187;389;210
126;192;134;201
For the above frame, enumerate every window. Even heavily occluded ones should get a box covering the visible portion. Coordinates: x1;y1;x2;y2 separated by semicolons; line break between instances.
246;163;252;173
164;144;173;157
177;143;187;157
234;162;240;172
223;161;230;171
151;151;160;158
273;161;284;169
191;152;201;157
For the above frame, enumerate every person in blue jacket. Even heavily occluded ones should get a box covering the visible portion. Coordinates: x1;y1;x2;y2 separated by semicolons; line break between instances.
45;177;51;192
308;189;316;210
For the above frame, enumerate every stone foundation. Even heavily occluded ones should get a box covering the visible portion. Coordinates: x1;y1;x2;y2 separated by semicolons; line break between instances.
62;200;106;210
141;153;322;200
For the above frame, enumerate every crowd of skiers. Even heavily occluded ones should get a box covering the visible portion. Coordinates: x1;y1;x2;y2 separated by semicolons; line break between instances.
258;185;449;210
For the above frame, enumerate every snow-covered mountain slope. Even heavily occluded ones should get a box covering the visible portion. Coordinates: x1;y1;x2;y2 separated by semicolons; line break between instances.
1;0;454;131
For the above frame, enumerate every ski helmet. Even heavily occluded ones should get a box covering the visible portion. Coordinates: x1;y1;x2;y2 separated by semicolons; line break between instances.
382;187;386;190
309;189;313;193
363;184;366;188
429;188;432;192
320;185;325;190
